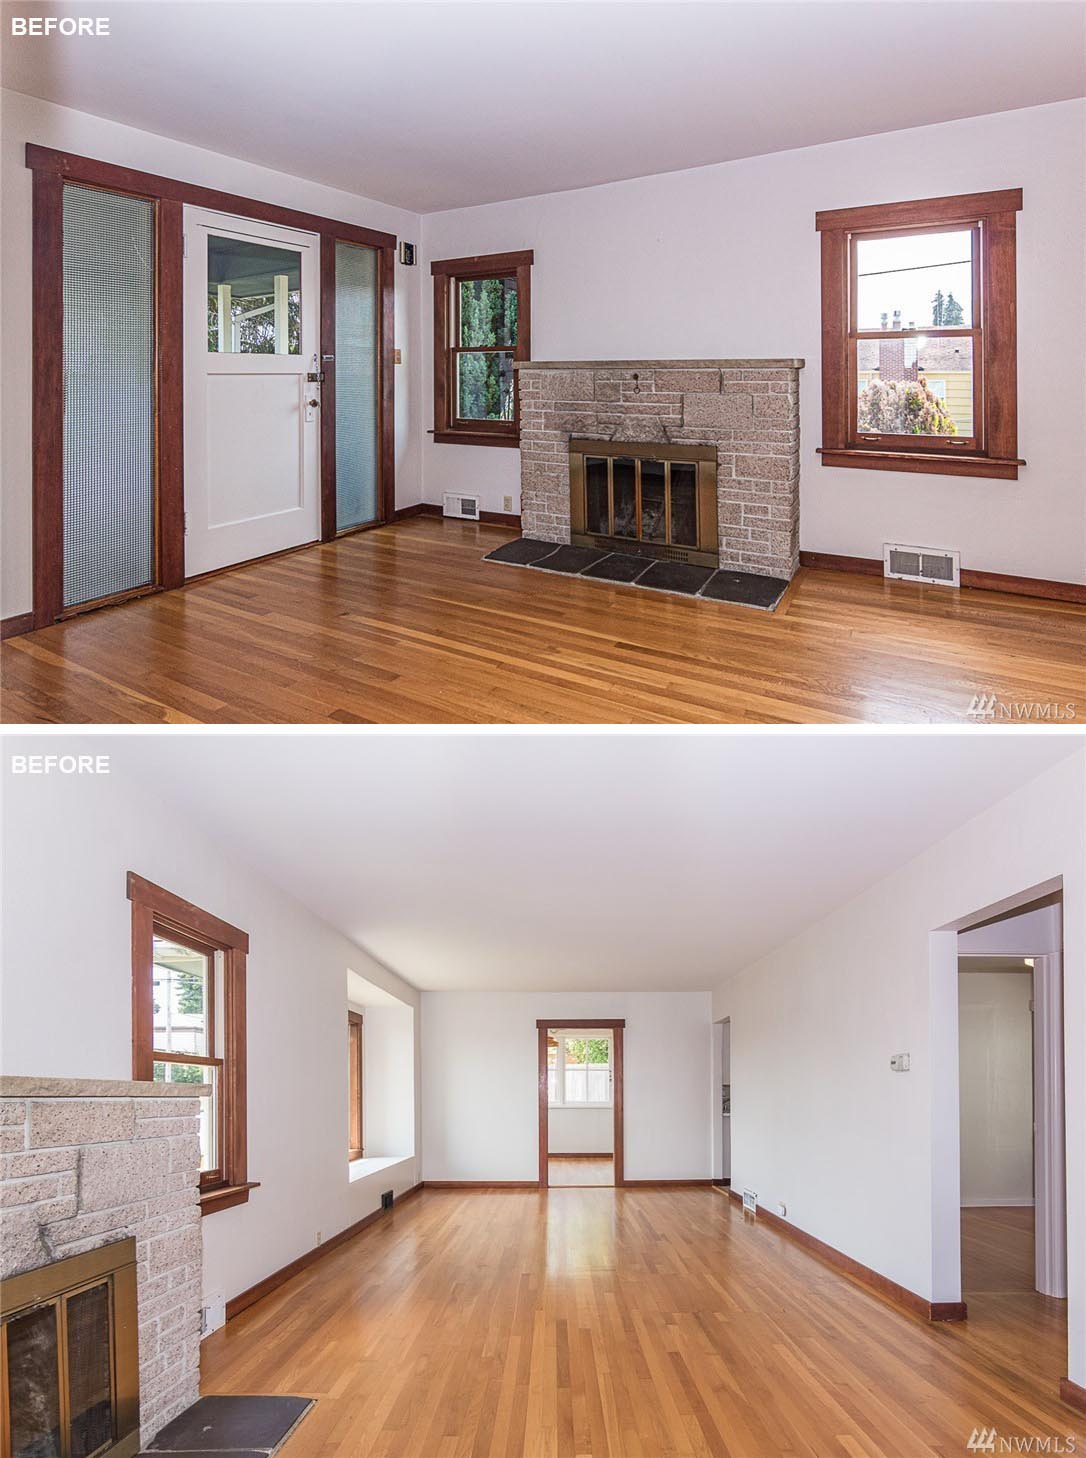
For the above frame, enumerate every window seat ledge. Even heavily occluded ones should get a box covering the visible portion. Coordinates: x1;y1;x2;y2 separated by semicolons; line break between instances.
817;447;1024;480
349;1154;413;1183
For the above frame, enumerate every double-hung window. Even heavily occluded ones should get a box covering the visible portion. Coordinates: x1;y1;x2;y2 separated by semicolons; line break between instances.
431;250;533;447
129;873;252;1214
816;189;1023;478
547;1034;613;1107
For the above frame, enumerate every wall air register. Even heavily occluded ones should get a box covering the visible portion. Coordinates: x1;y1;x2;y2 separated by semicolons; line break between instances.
883;543;961;586
443;492;480;521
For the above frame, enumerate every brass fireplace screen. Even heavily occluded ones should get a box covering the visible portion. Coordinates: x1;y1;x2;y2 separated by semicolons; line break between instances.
1;1239;139;1458
569;439;719;568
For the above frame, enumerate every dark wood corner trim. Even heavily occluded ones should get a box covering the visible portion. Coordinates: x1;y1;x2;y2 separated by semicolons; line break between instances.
815;188;1022;232
723;1190;966;1324
431;250;534;276
200;1180;260;1217
538;1020;624;1189
798;551;1086;604
225;1182;422;1321
1060;1378;1086;1415
1;613;35;641
817;448;1022;480
126;872;249;950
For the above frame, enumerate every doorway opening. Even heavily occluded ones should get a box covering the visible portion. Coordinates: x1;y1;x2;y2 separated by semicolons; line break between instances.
538;1020;624;1188
716;1018;731;1188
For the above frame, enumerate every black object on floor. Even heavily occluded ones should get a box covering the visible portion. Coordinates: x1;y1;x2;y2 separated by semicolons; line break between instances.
484;537;562;566
582;553;654;583
146;1396;314;1456
636;560;717;595
701;569;788;610
529;544;609;574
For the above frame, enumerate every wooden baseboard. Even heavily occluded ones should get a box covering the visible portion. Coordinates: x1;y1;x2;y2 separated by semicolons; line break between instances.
725;1190;966;1323
1;612;35;641
391;502;521;529
799;551;1086;604
422;1180;540;1189
1061;1378;1086;1415
549;1152;613;1159
225;1182;422;1322
622;1179;716;1188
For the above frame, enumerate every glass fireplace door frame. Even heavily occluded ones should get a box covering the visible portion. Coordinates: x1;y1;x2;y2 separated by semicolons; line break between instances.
569;438;719;567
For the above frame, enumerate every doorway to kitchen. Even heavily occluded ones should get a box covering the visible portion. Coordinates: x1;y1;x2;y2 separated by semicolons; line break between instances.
538;1020;624;1188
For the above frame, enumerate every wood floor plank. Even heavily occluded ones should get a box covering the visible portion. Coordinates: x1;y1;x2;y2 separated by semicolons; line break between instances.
199;1187;1083;1458
3;518;1083;723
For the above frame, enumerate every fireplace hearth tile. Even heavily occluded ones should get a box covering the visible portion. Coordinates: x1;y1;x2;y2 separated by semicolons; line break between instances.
528;544;609;574
581;553;654;583
701;570;789;610
146;1396;314;1455
635;561;717;595
484;537;562;566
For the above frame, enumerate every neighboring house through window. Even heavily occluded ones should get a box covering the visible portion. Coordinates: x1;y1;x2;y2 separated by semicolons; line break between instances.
816;189;1023;478
431;250;533;447
128;873;253;1214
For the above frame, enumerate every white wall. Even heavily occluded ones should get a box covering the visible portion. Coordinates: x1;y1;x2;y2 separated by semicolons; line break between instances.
421;991;712;1181
420;100;1086;585
0;89;426;620
358;1003;416;1158
958;970;1034;1206
712;750;1085;1386
0;744;422;1309
548;1107;612;1154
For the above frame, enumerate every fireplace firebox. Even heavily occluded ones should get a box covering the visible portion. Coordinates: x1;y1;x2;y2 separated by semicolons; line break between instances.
569;439;719;567
1;1239;139;1458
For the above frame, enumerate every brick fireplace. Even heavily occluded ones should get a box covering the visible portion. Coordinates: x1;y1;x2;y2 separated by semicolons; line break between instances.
516;359;804;580
0;1075;207;1451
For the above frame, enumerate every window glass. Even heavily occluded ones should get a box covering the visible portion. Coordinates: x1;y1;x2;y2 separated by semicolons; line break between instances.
856;337;974;437
458;277;517;347
152;935;210;1056
153;1061;217;1171
562;1037;610;1104
855;229;973;331
207;233;301;354
457;351;514;421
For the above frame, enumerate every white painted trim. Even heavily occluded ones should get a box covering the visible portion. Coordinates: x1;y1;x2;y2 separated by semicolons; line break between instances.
961;1196;1035;1208
1034;951;1068;1298
348;1153;411;1183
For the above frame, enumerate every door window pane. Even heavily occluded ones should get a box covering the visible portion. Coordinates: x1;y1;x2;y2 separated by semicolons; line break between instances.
152;936;210;1056
207;234;301;354
855;228;973;331
458;277;517;347
62;184;155;609
457;352;514;421
153;1062;217;1171
334;242;378;529
857;336;973;437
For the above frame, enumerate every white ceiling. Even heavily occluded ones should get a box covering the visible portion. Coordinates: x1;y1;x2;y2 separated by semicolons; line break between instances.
78;731;1081;992
4;2;1084;213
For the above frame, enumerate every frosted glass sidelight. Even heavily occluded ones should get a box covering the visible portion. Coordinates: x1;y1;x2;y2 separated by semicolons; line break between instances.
62;184;155;609
335;242;379;529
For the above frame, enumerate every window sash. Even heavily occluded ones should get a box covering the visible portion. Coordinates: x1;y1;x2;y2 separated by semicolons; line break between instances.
348;1012;364;1160
549;1035;613;1108
431;252;532;444
847;222;983;454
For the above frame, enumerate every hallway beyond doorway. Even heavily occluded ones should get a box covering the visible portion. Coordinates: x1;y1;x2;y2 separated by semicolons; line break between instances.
548;1155;614;1187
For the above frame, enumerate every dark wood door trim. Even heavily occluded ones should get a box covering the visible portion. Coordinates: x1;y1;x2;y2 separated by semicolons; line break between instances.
537;1019;625;1189
26;143;397;625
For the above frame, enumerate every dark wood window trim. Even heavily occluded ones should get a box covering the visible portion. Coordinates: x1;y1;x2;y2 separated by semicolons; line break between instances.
536;1018;624;1188
431;250;533;448
348;1010;364;1161
26;143;397;630
128;871;256;1216
815;189;1024;479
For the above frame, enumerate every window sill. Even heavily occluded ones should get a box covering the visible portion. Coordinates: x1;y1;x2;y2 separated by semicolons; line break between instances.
817;447;1024;480
431;429;520;449
200;1180;260;1216
548;1105;614;1112
348;1154;412;1183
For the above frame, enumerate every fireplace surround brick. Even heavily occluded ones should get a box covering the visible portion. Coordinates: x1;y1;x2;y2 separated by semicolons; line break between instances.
516;359;803;579
0;1076;207;1444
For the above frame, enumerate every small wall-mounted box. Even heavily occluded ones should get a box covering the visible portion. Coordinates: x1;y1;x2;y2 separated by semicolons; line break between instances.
890;1053;911;1073
399;242;416;266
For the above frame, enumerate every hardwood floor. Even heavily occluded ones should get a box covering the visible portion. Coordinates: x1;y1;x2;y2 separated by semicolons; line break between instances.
200;1186;1083;1458
548;1155;614;1186
962;1204;1036;1293
3;518;1083;724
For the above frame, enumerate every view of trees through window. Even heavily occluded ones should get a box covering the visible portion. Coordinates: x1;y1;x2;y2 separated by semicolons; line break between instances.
856;286;970;437
206;291;300;354
456;276;517;421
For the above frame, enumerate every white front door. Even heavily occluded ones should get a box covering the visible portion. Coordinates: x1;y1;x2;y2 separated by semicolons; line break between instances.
183;209;320;576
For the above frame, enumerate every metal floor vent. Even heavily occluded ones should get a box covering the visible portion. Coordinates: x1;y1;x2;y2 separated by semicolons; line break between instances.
444;492;480;520
742;1188;757;1214
884;542;960;586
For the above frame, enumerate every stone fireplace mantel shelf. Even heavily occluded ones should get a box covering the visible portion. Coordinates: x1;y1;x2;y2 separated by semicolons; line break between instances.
514;358;805;370
0;1074;210;1098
